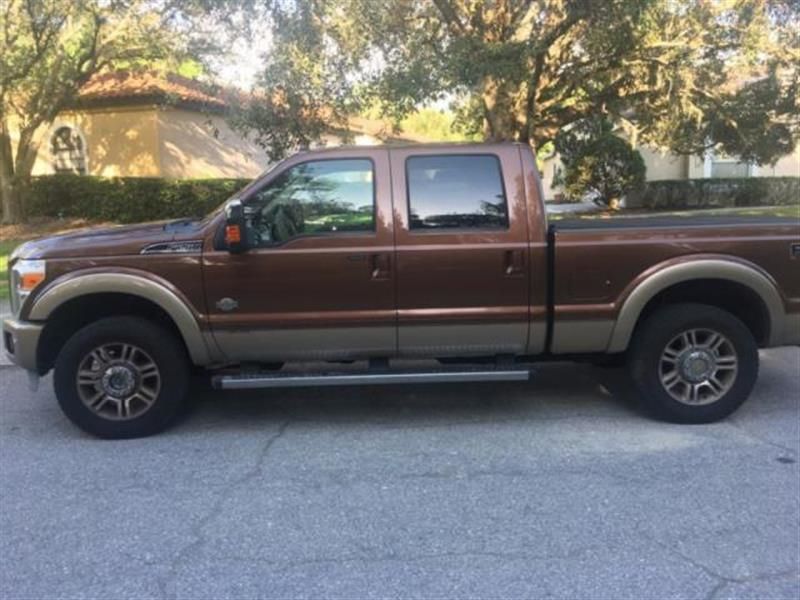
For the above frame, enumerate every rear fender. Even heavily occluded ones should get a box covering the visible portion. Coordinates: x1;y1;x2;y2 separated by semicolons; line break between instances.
608;256;785;352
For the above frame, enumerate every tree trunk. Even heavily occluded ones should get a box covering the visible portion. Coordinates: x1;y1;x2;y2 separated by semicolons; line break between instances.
0;117;39;224
0;178;22;224
0;116;21;224
482;77;522;142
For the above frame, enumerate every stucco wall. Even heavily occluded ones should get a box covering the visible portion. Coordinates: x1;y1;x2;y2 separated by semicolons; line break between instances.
760;146;800;177
541;144;797;201
638;147;687;180
31;106;161;177
688;143;800;179
158;108;271;179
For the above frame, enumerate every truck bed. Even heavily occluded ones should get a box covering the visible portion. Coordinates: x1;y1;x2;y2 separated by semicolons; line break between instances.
546;214;800;354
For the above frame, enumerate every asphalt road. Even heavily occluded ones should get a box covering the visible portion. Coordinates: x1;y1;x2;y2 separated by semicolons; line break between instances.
1;349;798;600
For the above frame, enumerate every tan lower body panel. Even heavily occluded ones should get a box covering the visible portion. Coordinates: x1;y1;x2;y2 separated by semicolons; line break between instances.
526;320;547;355
398;322;528;357
550;320;615;354
212;326;396;362
777;312;800;346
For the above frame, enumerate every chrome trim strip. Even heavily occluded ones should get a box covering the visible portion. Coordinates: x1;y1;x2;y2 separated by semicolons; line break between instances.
214;368;531;389
140;240;203;254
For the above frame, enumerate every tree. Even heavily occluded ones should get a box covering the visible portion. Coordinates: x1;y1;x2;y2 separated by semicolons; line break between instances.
0;0;243;223
554;118;645;208
238;0;799;165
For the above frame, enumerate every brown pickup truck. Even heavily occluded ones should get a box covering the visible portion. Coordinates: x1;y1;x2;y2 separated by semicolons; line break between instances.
4;143;799;438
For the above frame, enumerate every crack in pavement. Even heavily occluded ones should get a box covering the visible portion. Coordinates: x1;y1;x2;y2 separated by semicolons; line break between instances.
725;421;798;456
645;533;799;600
211;546;586;573
156;419;291;600
705;569;800;600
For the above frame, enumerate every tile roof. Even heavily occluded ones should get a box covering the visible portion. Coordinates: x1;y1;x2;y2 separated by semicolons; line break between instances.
76;71;228;109
74;70;435;143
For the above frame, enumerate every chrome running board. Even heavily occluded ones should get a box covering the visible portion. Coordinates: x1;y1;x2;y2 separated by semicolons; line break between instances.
212;367;531;390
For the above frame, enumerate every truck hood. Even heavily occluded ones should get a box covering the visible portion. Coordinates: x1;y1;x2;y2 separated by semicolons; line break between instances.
12;220;207;260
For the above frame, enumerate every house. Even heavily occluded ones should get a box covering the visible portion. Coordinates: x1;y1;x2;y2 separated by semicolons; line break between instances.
539;138;800;202
28;71;430;180
23;70;800;191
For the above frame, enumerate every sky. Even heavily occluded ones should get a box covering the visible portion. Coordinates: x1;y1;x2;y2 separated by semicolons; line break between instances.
208;12;274;90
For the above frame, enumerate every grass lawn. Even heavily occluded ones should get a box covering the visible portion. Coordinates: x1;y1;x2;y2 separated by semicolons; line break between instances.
0;239;22;301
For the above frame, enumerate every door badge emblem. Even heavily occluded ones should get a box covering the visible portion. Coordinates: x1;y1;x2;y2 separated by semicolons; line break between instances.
216;297;239;312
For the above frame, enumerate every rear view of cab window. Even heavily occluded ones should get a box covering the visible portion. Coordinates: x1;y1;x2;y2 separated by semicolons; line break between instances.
406;155;508;230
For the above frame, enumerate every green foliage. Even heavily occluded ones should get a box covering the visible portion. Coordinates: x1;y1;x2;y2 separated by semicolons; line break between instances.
241;0;799;164
0;0;248;223
0;238;20;299
554;119;646;206
398;109;479;142
627;177;800;210
24;175;250;223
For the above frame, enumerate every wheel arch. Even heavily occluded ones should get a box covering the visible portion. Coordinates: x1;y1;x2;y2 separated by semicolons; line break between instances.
608;257;785;353
28;271;213;370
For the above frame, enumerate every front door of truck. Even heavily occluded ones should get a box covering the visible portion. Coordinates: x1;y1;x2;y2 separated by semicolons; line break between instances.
202;149;396;361
389;146;530;357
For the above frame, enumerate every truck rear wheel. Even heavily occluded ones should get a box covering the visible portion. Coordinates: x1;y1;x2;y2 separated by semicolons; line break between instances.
54;317;189;439
628;303;758;423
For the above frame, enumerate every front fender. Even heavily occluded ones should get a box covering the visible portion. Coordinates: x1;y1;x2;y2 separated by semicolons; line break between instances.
27;270;214;365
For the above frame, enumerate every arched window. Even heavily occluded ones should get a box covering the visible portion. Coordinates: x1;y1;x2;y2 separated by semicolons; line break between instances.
50;126;87;175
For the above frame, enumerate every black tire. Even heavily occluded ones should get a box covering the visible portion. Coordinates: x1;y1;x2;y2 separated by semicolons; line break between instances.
54;316;190;439
628;303;759;424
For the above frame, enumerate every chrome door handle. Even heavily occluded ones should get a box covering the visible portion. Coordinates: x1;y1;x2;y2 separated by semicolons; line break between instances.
370;253;391;280
504;250;525;277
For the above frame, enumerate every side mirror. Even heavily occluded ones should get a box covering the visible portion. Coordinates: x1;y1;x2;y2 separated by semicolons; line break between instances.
224;199;249;254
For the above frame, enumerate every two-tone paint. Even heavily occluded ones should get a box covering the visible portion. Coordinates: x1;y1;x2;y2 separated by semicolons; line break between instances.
4;143;799;375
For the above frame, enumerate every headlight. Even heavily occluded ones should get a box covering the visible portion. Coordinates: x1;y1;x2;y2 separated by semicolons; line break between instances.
9;259;46;316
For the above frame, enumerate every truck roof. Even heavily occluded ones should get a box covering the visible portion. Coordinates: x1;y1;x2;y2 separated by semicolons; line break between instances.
295;141;527;155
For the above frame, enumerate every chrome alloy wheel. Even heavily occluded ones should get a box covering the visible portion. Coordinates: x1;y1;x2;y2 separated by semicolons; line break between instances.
659;328;738;406
75;343;161;420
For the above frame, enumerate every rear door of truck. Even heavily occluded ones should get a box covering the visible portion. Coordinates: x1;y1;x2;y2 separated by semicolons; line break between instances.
388;145;530;357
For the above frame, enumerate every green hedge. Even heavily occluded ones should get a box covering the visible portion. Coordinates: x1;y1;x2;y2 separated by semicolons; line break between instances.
627;177;800;210
21;174;800;222
24;174;252;223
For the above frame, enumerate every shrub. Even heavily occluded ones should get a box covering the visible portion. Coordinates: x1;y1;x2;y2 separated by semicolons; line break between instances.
24;175;252;223
554;118;646;208
626;177;800;210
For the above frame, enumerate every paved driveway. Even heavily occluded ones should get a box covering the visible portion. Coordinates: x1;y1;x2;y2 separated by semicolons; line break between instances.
1;349;798;599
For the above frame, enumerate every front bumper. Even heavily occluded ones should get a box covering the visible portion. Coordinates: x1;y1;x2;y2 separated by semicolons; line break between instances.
3;318;43;371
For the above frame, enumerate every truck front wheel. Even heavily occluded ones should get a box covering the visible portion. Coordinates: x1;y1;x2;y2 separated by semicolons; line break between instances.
53;317;189;439
628;303;758;423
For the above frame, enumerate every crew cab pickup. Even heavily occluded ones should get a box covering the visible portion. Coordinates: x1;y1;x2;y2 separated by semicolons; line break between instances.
4;143;799;438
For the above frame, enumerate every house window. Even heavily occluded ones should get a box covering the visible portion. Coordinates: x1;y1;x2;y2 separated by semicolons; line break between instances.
50;126;87;175
709;152;751;178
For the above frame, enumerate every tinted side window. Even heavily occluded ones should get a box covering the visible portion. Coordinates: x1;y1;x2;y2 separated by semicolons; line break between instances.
406;155;508;230
247;159;374;245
